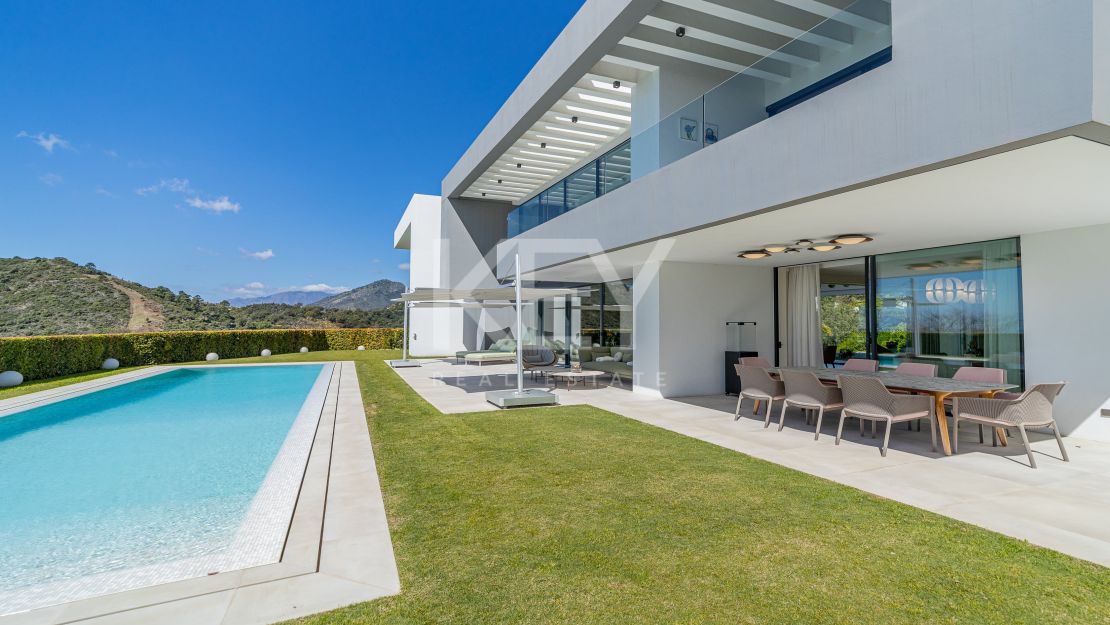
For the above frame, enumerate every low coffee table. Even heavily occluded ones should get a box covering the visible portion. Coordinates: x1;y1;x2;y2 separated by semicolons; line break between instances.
549;369;605;390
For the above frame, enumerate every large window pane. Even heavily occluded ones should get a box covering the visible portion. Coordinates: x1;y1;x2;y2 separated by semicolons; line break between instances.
874;239;1023;385
819;258;868;366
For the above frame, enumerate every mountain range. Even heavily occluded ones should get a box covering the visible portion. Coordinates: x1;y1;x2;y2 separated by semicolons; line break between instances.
226;280;405;310
0;257;404;337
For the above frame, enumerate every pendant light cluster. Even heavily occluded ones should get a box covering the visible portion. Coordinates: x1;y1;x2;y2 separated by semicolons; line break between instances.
737;235;873;260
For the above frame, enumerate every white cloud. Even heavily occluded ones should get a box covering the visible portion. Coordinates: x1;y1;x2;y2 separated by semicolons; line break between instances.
103;149;118;158
95;186;117;198
230;281;267;296
292;283;349;294
398;262;410;271
240;248;275;260
17;131;74;154
135;177;192;196
39;173;63;186
186;195;240;213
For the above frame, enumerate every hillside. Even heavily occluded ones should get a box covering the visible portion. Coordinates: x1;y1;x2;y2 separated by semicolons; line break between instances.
313;279;404;310
0;257;403;337
227;291;327;307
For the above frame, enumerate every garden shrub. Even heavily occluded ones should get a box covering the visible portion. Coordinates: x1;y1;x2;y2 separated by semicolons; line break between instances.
0;328;402;381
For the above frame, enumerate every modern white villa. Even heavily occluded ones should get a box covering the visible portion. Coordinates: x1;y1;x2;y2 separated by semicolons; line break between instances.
395;0;1110;444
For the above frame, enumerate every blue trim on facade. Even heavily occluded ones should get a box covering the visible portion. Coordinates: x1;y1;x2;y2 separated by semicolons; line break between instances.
765;46;893;117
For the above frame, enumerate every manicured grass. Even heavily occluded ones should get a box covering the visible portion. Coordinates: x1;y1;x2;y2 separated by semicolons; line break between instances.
11;350;1110;622
201;350;1109;624
0;365;148;401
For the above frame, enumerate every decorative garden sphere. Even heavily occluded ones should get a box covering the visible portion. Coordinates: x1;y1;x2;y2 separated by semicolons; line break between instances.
101;358;120;370
261;349;272;357
206;352;219;361
299;347;309;353
356;345;366;351
0;371;24;388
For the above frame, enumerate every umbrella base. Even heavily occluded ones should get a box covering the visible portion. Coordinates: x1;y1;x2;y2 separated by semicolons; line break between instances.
486;388;559;408
387;359;423;368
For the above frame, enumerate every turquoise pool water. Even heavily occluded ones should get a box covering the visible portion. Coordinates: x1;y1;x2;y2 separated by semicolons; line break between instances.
0;364;327;612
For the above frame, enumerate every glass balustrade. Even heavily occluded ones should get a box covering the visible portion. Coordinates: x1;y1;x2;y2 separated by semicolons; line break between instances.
506;0;891;238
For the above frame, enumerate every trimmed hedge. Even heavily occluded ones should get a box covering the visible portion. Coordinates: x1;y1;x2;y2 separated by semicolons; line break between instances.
0;328;402;381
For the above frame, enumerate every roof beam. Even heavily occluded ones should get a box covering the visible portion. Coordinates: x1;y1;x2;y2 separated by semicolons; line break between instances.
772;0;889;32
626;23;794;78
647;4;821;65
666;0;852;49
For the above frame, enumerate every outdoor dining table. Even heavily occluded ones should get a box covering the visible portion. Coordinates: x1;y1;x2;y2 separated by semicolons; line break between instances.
770;367;1018;456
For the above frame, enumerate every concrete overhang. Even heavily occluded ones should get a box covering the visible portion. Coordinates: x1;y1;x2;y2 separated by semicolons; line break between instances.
501;134;1110;283
441;0;658;200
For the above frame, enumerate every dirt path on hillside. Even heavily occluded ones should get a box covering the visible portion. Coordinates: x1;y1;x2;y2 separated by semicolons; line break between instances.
103;279;165;332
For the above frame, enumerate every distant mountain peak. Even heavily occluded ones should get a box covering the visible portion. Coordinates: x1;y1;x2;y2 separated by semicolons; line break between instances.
312;279;405;311
226;290;328;307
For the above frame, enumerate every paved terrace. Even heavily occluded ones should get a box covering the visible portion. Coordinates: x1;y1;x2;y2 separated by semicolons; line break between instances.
394;358;1110;568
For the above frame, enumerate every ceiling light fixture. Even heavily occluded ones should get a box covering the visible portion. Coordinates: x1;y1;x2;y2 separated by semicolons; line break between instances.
497;179;502;184
738;250;770;260
763;244;789;254
830;234;874;245
516;163;522;168
540;142;546;148
613;80;621;89
571;116;579;123
783;248;801;254
794;239;813;247
675;26;686;37
809;243;841;252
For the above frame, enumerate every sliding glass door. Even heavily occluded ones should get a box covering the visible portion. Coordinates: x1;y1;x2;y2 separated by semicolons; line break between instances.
776;238;1024;387
874;239;1023;384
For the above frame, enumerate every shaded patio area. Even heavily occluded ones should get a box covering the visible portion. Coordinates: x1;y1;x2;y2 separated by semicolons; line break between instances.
392;358;1110;568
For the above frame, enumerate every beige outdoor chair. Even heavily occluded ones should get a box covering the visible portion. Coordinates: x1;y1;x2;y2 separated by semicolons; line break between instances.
735;364;785;426
952;383;1068;468
521;346;558;378
779;369;844;440
837;375;936;457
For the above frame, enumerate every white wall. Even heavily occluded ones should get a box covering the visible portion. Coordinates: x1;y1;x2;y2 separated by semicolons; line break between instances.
1021;223;1110;441
633;262;775;398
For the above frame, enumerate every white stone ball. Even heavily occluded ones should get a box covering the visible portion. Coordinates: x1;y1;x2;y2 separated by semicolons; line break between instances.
299;347;309;353
356;345;365;351
206;352;219;361
101;358;120;370
0;371;24;388
261;349;272;357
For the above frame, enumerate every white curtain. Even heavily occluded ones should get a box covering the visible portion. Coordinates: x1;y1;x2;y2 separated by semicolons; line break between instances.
784;264;823;367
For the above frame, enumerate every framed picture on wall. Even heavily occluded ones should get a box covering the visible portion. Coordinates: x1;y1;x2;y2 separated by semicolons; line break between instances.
679;117;699;142
704;123;719;145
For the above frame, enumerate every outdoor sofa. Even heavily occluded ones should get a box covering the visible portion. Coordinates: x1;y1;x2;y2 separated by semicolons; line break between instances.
456;338;517;365
579;346;633;381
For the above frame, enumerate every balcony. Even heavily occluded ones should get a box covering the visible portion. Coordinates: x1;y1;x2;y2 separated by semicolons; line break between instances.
507;0;892;238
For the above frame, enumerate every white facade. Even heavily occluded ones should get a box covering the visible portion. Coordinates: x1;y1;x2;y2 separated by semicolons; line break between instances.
398;0;1110;440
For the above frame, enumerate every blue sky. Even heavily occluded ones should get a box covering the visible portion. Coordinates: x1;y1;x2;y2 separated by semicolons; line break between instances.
0;1;583;301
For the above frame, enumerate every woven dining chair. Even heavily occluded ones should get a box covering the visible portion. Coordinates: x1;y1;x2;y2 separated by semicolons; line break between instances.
952;383;1068;469
734;364;785;426
894;362;937;377
837;375;936;457
950;366;1007;444
740;356;771;368
779;369;843;440
842;358;879;372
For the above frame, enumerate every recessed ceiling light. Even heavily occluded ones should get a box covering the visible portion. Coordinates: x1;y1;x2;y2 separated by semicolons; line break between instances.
571;116;579;123
497;179;503;184
831;234;874;245
907;263;933;271
516;163;522;168
613;80;621;89
794;239;813;247
738;250;770;260
675;26;686;37
809;244;841;252
540;142;546;148
763;244;789;254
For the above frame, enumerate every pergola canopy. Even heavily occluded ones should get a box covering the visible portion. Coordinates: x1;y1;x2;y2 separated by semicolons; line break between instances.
396;286;579;304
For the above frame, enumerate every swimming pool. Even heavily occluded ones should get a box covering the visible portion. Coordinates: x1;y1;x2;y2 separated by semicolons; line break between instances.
0;363;333;615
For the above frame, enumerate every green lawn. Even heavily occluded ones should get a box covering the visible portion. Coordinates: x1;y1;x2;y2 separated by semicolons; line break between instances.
8;350;1110;623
